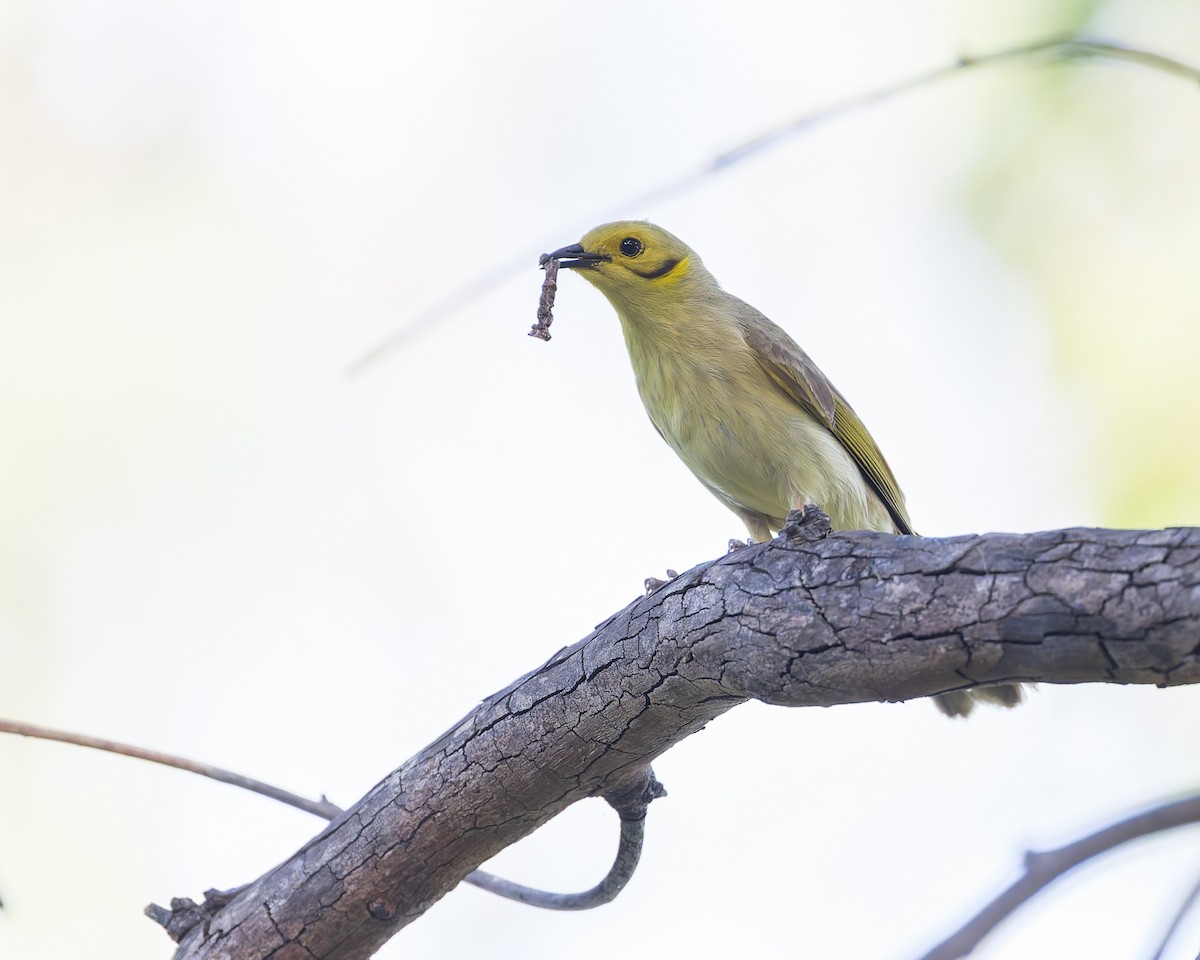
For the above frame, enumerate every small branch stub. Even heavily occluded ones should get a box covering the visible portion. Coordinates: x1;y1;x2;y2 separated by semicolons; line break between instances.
781;504;834;542
602;765;668;821
147;889;241;943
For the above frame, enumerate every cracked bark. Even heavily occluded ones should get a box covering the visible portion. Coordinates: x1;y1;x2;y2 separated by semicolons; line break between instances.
160;515;1200;960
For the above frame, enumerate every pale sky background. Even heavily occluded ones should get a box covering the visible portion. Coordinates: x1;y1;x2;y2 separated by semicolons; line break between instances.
2;2;1200;959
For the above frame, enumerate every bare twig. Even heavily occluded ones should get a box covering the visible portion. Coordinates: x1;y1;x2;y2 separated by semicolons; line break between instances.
1147;868;1200;960
711;37;1200;169
346;34;1200;373
0;718;343;820
918;795;1200;960
346;258;526;375
464;817;644;909
462;766;665;910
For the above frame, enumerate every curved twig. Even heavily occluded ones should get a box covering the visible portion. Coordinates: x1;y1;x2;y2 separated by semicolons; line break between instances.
463;817;645;910
917;795;1200;960
347;34;1200;373
462;766;666;910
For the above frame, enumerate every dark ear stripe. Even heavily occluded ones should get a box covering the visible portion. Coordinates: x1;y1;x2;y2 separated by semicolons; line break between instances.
632;258;681;280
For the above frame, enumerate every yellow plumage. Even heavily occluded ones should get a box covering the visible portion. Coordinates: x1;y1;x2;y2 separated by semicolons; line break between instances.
551;221;910;539
546;221;1023;718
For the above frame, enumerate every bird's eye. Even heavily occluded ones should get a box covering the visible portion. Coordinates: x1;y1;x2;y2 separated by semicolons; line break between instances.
619;237;643;257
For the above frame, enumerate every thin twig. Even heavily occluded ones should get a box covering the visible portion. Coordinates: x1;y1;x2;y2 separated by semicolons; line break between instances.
463;763;667;907
1147;868;1200;960
346;34;1200;373
463;816;645;910
346;257;526;375
918;795;1200;960
710;37;1200;169
0;718;343;820
461;766;666;910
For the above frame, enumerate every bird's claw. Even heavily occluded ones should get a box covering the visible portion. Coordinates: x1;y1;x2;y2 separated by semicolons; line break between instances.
644;569;679;594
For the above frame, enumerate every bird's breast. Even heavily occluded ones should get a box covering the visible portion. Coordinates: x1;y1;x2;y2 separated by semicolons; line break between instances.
629;333;797;510
621;316;882;531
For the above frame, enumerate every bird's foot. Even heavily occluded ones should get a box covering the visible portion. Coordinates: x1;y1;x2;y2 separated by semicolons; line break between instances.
727;537;756;553
644;569;679;594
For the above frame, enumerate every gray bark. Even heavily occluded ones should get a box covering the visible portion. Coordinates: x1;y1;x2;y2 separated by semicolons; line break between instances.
159;513;1200;959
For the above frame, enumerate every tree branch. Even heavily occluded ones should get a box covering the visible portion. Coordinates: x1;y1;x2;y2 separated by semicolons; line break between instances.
917;794;1200;960
156;514;1200;960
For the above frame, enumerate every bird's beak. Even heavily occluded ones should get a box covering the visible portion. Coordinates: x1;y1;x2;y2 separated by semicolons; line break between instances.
540;243;610;270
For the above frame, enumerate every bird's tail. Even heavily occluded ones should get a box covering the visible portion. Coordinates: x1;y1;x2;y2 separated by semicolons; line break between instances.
934;683;1027;719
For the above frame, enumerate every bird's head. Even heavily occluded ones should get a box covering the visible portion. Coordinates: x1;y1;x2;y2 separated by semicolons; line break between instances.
545;222;707;308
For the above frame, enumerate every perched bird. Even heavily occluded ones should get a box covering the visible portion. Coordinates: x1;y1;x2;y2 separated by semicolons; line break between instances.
545;220;1021;718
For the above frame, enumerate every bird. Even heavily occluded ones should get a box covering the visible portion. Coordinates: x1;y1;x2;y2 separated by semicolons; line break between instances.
543;220;1022;719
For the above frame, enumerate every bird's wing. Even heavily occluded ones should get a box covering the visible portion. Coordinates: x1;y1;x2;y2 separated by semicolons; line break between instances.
740;310;915;535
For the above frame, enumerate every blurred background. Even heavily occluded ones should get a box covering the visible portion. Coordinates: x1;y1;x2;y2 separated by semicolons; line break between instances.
1;1;1199;958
